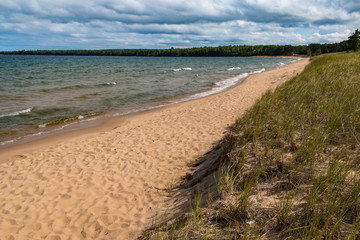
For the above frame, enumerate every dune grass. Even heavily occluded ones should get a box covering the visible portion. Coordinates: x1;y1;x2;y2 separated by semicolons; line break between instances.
139;51;360;239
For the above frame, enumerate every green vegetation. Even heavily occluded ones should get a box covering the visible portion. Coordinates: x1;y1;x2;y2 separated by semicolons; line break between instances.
2;29;358;57
140;51;360;239
348;29;360;52
0;42;349;57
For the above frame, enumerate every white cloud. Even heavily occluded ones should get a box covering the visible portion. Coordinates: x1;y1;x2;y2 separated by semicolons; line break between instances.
312;30;352;42
0;0;358;50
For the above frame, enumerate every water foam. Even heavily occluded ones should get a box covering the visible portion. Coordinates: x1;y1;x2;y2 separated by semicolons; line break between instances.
106;82;117;85
1;114;102;147
0;108;33;118
252;68;266;74
179;72;250;102
173;68;192;72
227;67;241;71
179;68;269;102
0;139;16;146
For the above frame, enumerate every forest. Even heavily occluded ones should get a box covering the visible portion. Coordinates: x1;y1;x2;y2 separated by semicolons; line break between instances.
0;41;350;57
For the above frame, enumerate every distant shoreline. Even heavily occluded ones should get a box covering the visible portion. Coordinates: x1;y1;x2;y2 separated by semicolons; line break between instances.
0;41;347;57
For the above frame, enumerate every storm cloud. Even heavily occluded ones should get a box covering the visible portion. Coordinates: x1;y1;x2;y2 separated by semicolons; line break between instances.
0;0;359;50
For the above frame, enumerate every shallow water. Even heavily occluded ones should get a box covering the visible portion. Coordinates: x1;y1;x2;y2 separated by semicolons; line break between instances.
0;55;297;147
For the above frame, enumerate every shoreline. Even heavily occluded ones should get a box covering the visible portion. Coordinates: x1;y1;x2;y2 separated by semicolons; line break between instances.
0;58;309;239
0;56;299;151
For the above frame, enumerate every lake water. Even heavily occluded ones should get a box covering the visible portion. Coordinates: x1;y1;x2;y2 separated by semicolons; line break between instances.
0;55;298;147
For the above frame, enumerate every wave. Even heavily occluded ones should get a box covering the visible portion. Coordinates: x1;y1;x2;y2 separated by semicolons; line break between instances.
227;67;241;71
0;108;33;118
38;113;99;128
173;67;192;72
0;139;16;146
178;68;270;102
76;93;100;100
104;82;117;85
215;73;249;89
40;82;117;94
179;72;250;102
40;84;88;93
252;68;266;74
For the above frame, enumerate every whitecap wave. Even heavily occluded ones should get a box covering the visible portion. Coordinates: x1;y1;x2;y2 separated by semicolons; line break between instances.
227;67;241;71
178;72;250;102
215;73;249;89
106;82;116;85
173;68;192;72
0;139;16;146
178;68;270;102
0;108;33;118
253;68;266;74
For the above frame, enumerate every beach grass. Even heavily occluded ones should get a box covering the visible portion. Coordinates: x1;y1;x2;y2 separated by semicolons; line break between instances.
139;51;360;239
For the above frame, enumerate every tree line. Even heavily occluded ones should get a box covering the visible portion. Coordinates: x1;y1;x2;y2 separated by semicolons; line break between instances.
1;30;358;57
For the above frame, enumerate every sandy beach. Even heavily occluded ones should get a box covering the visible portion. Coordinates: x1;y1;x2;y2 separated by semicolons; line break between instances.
0;58;309;240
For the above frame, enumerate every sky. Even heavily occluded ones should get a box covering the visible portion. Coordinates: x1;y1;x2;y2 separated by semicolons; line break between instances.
0;0;359;51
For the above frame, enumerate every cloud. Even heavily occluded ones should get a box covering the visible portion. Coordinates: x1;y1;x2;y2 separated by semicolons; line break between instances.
0;0;359;50
312;30;352;43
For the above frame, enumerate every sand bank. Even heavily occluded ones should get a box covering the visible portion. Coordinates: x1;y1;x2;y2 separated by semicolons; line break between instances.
0;58;309;239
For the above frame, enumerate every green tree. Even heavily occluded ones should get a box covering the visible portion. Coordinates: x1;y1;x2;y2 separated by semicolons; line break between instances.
348;29;360;51
307;49;312;56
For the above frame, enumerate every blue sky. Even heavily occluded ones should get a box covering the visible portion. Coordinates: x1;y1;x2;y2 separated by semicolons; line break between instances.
0;0;359;50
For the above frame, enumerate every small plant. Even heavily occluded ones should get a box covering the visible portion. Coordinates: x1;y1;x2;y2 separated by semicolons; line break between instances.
165;179;176;196
275;186;297;231
190;192;203;229
215;164;238;195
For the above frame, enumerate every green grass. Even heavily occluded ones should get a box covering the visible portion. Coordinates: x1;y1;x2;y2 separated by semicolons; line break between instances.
139;51;360;239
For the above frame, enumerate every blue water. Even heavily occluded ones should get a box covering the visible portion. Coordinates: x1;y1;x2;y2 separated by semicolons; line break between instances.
0;55;298;146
